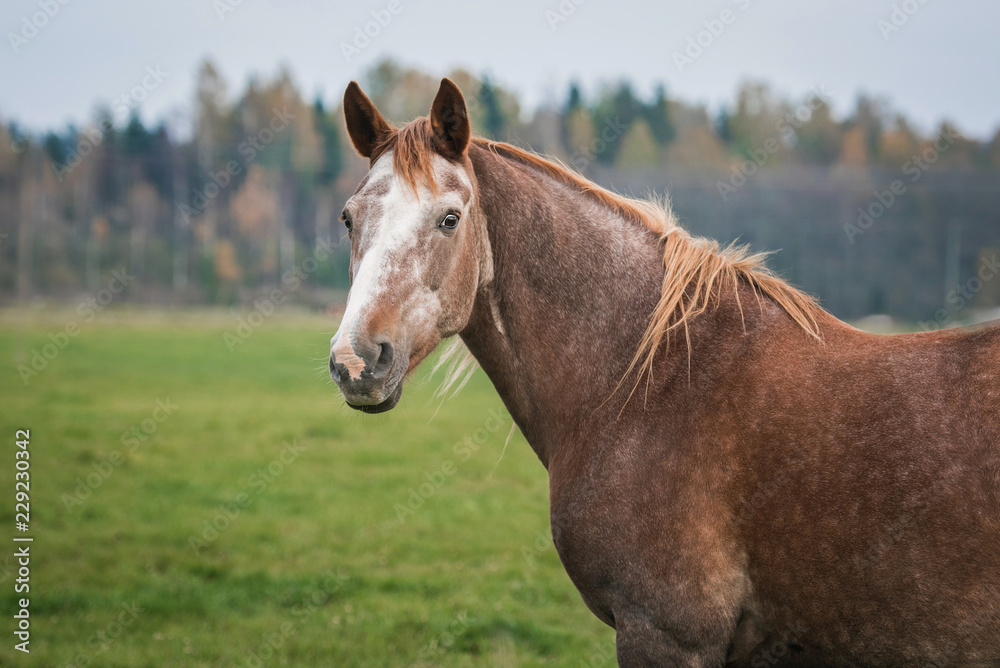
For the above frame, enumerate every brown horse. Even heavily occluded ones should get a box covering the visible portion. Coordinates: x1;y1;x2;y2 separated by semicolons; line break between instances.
329;78;1000;667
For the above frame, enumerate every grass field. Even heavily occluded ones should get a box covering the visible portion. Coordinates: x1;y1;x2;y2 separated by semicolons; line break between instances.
0;307;615;667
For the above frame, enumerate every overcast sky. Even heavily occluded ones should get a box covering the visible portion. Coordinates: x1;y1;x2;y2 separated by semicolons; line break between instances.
2;0;999;139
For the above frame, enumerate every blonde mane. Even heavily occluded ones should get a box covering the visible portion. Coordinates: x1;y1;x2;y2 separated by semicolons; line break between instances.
382;119;823;398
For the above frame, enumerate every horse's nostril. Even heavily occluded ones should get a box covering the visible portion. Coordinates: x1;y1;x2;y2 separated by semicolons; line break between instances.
329;356;342;383
375;341;394;374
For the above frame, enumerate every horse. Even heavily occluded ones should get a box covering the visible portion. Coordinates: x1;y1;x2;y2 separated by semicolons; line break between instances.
329;78;1000;667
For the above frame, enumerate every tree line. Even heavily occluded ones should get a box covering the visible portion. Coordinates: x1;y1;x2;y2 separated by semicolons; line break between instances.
0;58;997;323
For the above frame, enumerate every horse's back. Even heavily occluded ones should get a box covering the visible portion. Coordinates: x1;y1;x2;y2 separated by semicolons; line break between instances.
546;313;1000;667
731;318;1000;666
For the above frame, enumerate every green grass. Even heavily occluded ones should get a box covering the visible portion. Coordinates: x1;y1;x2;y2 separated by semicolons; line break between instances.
0;307;614;667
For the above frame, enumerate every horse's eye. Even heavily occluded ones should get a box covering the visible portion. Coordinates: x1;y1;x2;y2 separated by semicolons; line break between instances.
341;212;352;231
439;214;460;230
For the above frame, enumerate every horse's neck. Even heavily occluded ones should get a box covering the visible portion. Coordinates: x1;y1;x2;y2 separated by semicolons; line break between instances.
459;144;671;466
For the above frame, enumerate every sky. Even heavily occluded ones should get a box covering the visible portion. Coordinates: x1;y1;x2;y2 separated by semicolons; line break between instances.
2;0;999;139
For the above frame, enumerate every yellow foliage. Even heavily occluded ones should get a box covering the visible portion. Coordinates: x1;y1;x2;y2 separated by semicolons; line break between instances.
838;126;869;168
879;129;916;165
565;107;595;156
214;239;242;283
230;166;278;237
292;102;322;172
616;119;659;170
665;125;729;170
91;215;110;241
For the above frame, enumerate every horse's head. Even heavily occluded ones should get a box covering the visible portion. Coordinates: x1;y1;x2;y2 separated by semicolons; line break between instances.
330;79;490;413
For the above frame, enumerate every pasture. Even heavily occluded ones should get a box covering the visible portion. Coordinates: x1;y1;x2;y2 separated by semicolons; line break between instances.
0;307;614;667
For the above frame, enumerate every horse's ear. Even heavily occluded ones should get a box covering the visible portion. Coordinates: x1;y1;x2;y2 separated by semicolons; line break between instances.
343;81;393;159
430;78;470;160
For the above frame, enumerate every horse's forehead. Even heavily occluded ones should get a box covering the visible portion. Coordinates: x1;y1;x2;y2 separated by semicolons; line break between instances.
353;151;472;210
352;154;395;202
429;154;473;201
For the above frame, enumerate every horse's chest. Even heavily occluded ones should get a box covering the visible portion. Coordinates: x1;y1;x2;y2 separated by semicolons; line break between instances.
547;491;624;626
547;459;749;633
546;473;677;624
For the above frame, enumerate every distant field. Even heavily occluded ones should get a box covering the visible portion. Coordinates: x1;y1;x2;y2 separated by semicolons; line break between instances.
0;307;614;667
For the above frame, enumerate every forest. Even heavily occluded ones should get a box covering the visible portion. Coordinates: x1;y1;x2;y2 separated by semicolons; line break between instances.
2;59;998;323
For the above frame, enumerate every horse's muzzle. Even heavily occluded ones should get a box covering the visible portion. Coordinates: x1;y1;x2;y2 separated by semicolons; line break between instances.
329;334;404;413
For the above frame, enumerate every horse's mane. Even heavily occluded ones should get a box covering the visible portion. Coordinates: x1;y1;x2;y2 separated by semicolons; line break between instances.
380;118;823;397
